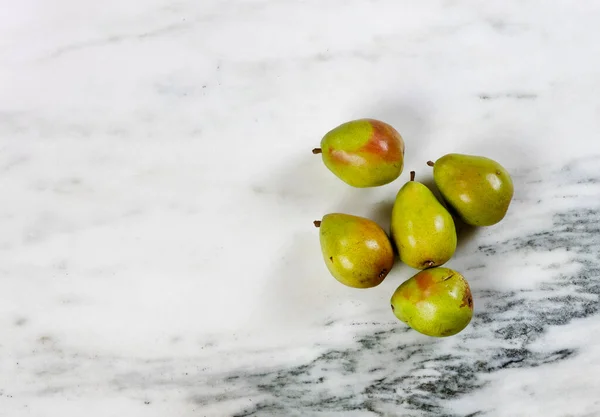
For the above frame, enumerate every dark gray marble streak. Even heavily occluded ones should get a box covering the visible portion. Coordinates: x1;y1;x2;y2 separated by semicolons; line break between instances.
208;157;600;417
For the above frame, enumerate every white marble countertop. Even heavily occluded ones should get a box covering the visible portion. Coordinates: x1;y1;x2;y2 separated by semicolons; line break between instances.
2;1;600;416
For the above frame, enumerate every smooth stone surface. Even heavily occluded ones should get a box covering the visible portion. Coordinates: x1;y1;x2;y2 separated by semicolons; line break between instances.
2;1;600;416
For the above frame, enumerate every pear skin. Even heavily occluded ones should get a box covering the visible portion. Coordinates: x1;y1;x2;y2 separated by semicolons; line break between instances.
429;154;513;226
313;119;405;187
391;267;473;337
316;213;394;288
391;172;457;269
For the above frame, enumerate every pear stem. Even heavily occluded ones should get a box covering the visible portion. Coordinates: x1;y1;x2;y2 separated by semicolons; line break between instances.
313;220;321;227
427;160;435;167
312;148;322;154
410;171;415;181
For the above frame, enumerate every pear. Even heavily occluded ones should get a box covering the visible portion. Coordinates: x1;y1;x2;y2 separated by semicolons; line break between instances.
315;213;394;288
428;154;513;226
313;119;405;187
390;172;457;269
390;267;473;337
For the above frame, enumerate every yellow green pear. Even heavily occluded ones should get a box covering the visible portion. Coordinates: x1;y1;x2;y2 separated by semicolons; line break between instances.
313;119;405;187
390;172;457;269
391;267;473;337
315;213;394;288
428;154;513;226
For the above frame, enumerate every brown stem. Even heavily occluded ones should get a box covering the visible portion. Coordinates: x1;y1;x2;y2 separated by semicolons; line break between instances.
312;148;322;154
426;160;435;167
410;171;415;181
313;220;321;227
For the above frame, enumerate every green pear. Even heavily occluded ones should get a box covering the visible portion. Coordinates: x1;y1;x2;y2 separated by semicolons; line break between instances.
315;213;394;288
390;172;457;269
391;267;473;337
428;154;513;226
313;119;405;187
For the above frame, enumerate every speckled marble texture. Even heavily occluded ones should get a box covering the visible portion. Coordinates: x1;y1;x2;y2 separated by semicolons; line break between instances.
2;1;600;416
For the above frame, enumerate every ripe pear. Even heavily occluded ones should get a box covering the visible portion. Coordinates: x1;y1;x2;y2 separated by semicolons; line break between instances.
428;154;513;226
315;213;394;288
390;267;473;337
390;172;457;269
313;119;405;187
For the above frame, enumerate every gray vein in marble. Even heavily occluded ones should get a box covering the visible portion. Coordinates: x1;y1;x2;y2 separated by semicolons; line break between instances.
204;157;600;416
41;21;196;61
478;93;538;100
3;157;600;416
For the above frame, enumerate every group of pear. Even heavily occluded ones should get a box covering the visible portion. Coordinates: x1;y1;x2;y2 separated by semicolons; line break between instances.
312;119;514;337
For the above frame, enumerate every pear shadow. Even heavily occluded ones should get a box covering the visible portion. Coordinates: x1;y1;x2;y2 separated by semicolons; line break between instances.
324;187;378;216
454;217;481;252
382;256;415;288
247;151;400;330
252;231;328;329
256;229;403;330
250;152;344;203
366;198;395;235
367;197;400;260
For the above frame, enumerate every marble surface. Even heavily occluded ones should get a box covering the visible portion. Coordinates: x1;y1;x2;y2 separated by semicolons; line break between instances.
2;1;600;416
